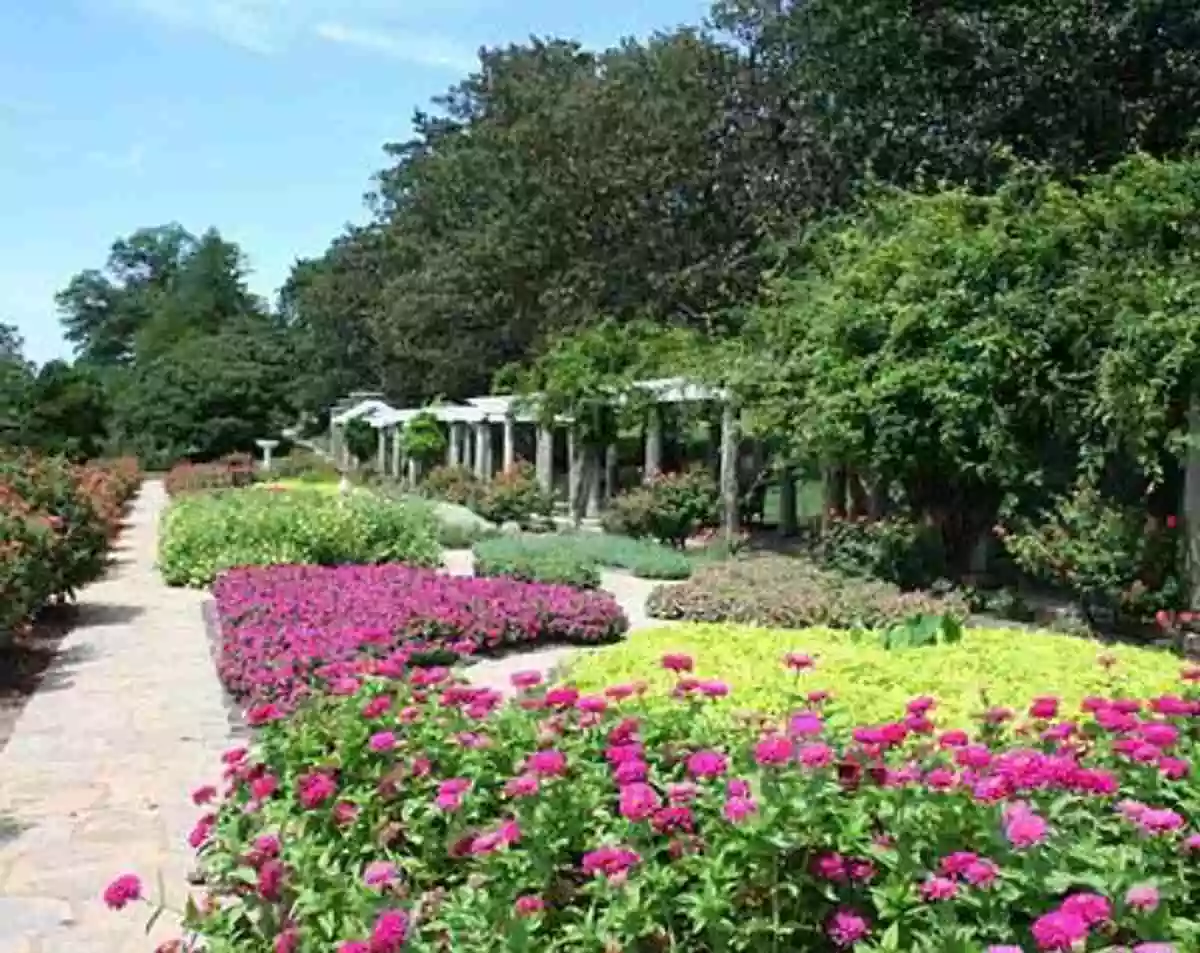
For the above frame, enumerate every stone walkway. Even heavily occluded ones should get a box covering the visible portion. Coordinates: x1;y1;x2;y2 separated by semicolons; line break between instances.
0;481;231;953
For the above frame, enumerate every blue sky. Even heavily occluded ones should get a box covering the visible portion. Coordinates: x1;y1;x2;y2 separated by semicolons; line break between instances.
0;0;712;365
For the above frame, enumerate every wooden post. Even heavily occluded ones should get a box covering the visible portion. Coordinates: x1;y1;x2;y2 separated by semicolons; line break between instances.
536;425;554;493
502;415;516;471
778;465;798;537
719;401;740;542
644;405;663;481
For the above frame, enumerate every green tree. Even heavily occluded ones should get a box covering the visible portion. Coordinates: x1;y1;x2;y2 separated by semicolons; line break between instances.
0;322;33;441
20;360;110;460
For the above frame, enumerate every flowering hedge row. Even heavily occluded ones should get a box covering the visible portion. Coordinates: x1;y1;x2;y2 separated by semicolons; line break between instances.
567;623;1185;729
110;650;1198;952
212;564;629;711
0;451;140;637
164;453;258;497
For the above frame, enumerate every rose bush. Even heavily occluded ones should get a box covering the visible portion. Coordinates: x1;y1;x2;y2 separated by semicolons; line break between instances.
473;533;693;589
158;489;442;587
212;564;628;710
647;554;969;630
0;451;141;638
165;453;259;497
112;651;1198;952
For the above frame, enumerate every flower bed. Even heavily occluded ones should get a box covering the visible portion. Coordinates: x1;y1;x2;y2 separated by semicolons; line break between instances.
1;452;141;637
567;623;1185;728
646;553;969;630
473;533;693;589
212;564;629;709
158;489;441;587
110;652;1199;952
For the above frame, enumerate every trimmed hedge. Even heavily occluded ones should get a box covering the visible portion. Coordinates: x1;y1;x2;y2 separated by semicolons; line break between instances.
567;622;1186;728
158;488;441;587
1;452;141;636
646;554;968;630
212;563;628;709
473;533;693;589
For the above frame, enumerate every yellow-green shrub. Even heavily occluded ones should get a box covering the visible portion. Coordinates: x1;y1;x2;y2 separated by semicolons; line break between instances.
566;623;1186;728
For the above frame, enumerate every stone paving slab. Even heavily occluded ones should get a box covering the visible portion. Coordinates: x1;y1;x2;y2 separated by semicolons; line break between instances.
0;481;232;952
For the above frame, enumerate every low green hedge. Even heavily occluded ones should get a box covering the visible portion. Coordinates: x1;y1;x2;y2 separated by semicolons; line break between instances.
473;533;693;589
158;487;441;587
566;622;1185;728
646;553;968;630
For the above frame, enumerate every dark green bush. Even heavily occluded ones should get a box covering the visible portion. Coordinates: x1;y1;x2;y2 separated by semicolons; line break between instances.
813;513;948;589
646;554;969;630
472;462;552;525
602;467;718;547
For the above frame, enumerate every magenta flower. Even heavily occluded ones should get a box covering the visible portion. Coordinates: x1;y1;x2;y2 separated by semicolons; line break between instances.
363;861;399;888
614;760;648;785
581;844;640;880
257;859;285;901
191;784;217;805
788;711;824;737
361;695;391;719
784;651;815;671
798;742;833;768
919;876;958;902
723;795;758;824
753;735;793;767
1125;883;1160;912
1029;696;1060;719
510;670;543;690
1059;892;1111;926
504;774;540;798
1003;803;1048;848
686;750;728;779
826;909;869;947
661;652;694;673
526;749;568;777
514;894;546;917
619;783;662;822
102;874;142;910
297;772;337;809
369;910;409;953
368;731;396;753
1030;910;1088;950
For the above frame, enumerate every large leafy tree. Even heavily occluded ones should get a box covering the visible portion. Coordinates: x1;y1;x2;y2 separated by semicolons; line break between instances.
19;360;110;460
0;322;33;439
736;155;1200;565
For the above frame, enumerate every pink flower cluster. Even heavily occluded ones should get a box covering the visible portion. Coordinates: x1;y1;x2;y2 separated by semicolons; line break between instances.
213;564;627;708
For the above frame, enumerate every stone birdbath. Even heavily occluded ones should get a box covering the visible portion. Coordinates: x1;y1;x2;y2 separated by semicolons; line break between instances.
255;439;280;472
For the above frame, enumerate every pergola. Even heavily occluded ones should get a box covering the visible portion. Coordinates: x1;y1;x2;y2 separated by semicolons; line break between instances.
327;377;741;535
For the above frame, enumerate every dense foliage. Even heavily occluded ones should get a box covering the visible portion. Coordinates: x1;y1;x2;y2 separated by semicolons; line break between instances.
0;452;140;637
474;533;693;588
113;652;1200;952
646;556;968;631
420;462;552;528
602;468;719;548
158;488;441;587
211;564;628;713
165;454;258;497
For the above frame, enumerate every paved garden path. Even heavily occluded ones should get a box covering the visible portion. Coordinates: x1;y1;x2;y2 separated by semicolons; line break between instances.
0;481;231;953
443;548;680;694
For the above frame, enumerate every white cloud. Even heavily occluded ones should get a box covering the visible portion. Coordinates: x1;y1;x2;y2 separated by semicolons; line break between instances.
114;0;483;66
314;22;477;71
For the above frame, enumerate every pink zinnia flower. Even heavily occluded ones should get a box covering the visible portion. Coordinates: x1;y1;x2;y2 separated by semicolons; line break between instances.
812;852;847;882
614;760;648;785
368;732;396;753
1060;892;1111;926
798;742;833;768
526;749;568;777
257;859;285;900
297;772;337;809
1031;910;1088;950
784;652;814;671
963;859;999;887
1003;803;1048;848
514;894;545;917
938;852;978;877
102;874;142;910
504;774;539;798
1029;696;1059;719
698;679;730;698
661;653;694;673
361;695;391;719
581;844;640;880
250;773;279;801
754;735;793;767
723;795;758;824
920;876;958;902
191;785;217;806
363;861;398;888
826;909;869;947
370;910;409;953
686;750;728;779
510;670;542;690
338;943;369;953
789;712;824;737
939;729;969;748
619;783;661;822
1125;883;1160;912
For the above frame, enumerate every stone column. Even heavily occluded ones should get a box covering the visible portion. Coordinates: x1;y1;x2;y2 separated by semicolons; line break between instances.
445;423;456;466
472;422;487;478
567;426;584;523
605;443;618;502
719;401;740;542
644;405;663;481
585;445;602;518
502;415;516;471
778;466;798;537
482;423;495;481
391;426;402;478
376;426;387;474
536;425;554;493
